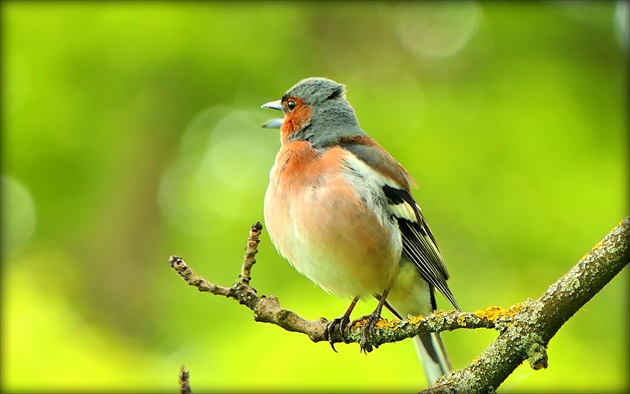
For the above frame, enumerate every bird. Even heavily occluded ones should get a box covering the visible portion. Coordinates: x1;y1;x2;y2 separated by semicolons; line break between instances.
260;77;460;387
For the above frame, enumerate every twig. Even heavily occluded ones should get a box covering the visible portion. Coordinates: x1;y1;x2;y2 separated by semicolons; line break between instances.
170;223;515;344
179;365;191;394
240;221;262;285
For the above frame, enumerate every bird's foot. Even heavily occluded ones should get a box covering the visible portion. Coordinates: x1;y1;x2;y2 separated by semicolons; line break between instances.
356;312;382;354
324;314;352;352
324;297;359;352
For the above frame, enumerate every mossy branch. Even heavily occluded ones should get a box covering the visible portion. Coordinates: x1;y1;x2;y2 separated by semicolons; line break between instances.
428;217;630;392
170;217;629;392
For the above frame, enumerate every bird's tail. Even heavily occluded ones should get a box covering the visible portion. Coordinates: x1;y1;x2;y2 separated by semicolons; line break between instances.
386;264;456;387
414;332;452;387
387;295;453;386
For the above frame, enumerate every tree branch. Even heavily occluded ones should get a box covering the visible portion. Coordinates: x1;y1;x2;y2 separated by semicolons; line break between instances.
170;217;629;391
428;216;630;392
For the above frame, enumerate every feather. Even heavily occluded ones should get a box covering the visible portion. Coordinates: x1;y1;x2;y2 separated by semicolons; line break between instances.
383;186;459;310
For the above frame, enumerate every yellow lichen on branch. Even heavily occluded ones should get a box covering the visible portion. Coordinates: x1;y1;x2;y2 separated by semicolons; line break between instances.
472;303;526;323
473;306;506;321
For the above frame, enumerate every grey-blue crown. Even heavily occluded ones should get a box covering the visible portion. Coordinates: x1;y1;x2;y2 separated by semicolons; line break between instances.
284;77;346;106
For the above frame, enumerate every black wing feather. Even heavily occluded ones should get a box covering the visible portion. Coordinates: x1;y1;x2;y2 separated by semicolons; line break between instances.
383;186;460;311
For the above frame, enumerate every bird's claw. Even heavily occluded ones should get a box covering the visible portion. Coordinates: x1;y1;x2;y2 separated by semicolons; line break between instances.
357;312;382;354
324;315;352;352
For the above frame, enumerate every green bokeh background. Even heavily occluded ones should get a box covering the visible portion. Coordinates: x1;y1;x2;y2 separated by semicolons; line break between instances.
2;1;628;392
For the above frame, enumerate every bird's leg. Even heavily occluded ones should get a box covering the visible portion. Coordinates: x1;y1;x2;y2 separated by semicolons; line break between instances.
324;296;359;352
355;288;390;353
382;299;402;320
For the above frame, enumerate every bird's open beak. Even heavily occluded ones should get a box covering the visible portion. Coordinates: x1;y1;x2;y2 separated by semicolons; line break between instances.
262;118;284;129
261;100;284;129
261;100;282;111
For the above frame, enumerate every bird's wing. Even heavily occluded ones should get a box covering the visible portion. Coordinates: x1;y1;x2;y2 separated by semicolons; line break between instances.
382;185;459;310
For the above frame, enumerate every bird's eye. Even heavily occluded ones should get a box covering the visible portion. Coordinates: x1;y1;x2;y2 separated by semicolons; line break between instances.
287;100;297;111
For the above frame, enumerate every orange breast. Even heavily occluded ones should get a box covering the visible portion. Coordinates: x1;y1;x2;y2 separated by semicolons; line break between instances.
264;142;401;298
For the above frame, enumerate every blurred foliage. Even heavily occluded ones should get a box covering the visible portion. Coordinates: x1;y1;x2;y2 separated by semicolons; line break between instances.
1;1;628;392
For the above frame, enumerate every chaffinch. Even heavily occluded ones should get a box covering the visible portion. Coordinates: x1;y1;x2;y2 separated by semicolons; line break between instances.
261;77;459;387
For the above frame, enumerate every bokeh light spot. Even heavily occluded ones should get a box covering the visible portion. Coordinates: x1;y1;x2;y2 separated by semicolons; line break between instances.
158;107;277;234
396;1;481;58
1;175;37;257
